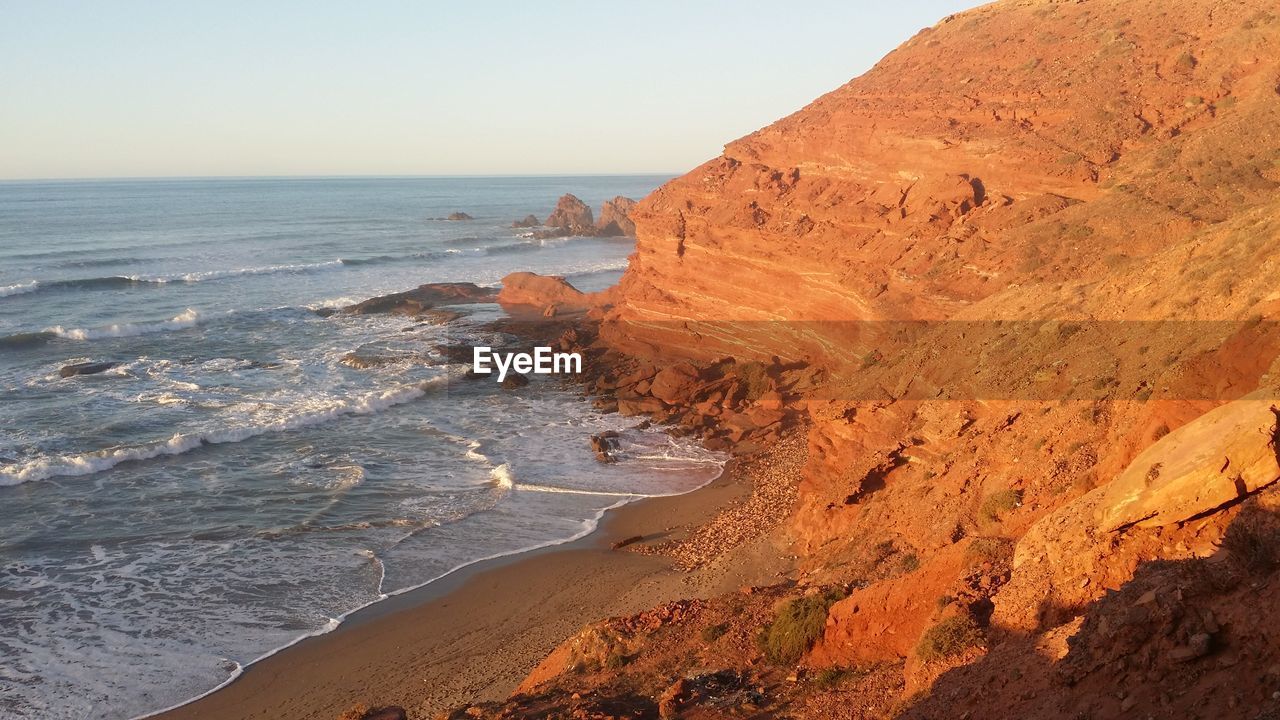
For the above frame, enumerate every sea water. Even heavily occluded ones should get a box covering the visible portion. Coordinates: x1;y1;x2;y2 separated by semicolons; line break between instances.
0;177;723;719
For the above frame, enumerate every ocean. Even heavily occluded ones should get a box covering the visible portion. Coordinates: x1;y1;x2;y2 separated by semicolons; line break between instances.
0;177;724;719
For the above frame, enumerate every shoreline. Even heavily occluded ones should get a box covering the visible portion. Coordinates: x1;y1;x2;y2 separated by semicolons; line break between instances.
148;448;780;720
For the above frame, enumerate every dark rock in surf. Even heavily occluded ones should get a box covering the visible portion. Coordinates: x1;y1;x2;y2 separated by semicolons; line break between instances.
512;214;541;228
500;372;530;389
59;361;118;378
344;282;497;316
590;430;621;463
445;212;473;221
340;352;412;369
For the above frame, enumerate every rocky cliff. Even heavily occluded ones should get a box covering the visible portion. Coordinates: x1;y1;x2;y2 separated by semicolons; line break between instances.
449;1;1280;718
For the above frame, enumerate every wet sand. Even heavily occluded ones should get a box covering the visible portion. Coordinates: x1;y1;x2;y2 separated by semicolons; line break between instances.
151;455;787;720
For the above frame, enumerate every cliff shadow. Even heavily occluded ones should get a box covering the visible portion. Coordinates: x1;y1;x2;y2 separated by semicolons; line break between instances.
894;498;1280;720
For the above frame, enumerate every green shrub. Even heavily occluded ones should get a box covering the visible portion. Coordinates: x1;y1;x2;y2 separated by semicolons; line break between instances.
604;650;630;670
916;616;985;662
811;667;852;689
758;589;845;665
737;361;772;402
701;623;728;643
980;489;1023;523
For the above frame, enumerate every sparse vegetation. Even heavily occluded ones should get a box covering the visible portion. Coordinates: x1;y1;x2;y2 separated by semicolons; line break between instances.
604;650;630;670
811;666;854;689
701;623;728;642
737;361;772;402
916;615;985;662
758;588;846;664
965;537;1014;568
1222;513;1280;572
980;489;1023;523
900;553;921;572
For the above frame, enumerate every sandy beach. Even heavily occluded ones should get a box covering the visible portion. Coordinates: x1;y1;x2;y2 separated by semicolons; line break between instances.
151;442;796;720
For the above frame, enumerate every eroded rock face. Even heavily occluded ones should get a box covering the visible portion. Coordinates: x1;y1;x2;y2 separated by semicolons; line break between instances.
596;196;637;237
602;0;1280;365
544;194;594;235
1099;399;1280;531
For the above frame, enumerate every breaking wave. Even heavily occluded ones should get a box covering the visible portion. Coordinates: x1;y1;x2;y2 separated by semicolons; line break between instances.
43;308;203;341
0;280;40;297
0;380;442;485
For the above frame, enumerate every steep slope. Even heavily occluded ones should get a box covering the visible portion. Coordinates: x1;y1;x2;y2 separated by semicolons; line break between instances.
603;0;1280;360
447;1;1280;718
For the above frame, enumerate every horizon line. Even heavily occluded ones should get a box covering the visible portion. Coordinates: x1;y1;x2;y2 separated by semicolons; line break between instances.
0;171;685;184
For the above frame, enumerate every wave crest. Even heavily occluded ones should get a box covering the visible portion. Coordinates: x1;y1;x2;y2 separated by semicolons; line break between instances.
43;308;203;341
0;280;40;298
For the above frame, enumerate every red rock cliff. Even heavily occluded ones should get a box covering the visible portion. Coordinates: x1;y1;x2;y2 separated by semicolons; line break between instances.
604;0;1280;362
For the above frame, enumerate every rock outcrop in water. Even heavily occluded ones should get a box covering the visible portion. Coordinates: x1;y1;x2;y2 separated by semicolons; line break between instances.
595;196;637;237
59;361;117;378
543;194;595;235
343;282;497;316
496;272;592;315
527;194;640;239
443;0;1280;717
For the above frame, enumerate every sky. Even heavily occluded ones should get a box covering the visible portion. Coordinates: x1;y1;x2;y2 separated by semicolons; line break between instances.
0;1;979;179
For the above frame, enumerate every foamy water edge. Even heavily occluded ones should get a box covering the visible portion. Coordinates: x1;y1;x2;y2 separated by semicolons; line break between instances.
133;450;725;720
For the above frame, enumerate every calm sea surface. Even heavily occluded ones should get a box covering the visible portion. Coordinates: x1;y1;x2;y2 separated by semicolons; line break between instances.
0;177;722;719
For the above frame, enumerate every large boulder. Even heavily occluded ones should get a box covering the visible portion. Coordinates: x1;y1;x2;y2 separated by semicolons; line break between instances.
1098;399;1280;531
496;272;589;311
596;196;638;236
544;194;594;234
648;362;702;405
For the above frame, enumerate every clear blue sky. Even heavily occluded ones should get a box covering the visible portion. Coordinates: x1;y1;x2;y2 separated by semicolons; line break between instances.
0;1;979;179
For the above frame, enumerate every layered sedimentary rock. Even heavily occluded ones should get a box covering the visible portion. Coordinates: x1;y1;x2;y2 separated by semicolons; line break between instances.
479;1;1280;716
603;0;1280;363
601;0;1280;553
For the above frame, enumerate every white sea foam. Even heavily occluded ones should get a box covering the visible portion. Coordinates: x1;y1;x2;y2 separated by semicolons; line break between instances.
0;380;440;485
512;482;642;498
489;463;515;490
134;260;344;284
44;308;203;341
0;280;40;297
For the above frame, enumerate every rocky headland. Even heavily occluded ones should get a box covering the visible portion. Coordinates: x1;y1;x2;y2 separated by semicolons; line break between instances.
168;1;1280;718
442;0;1280;717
